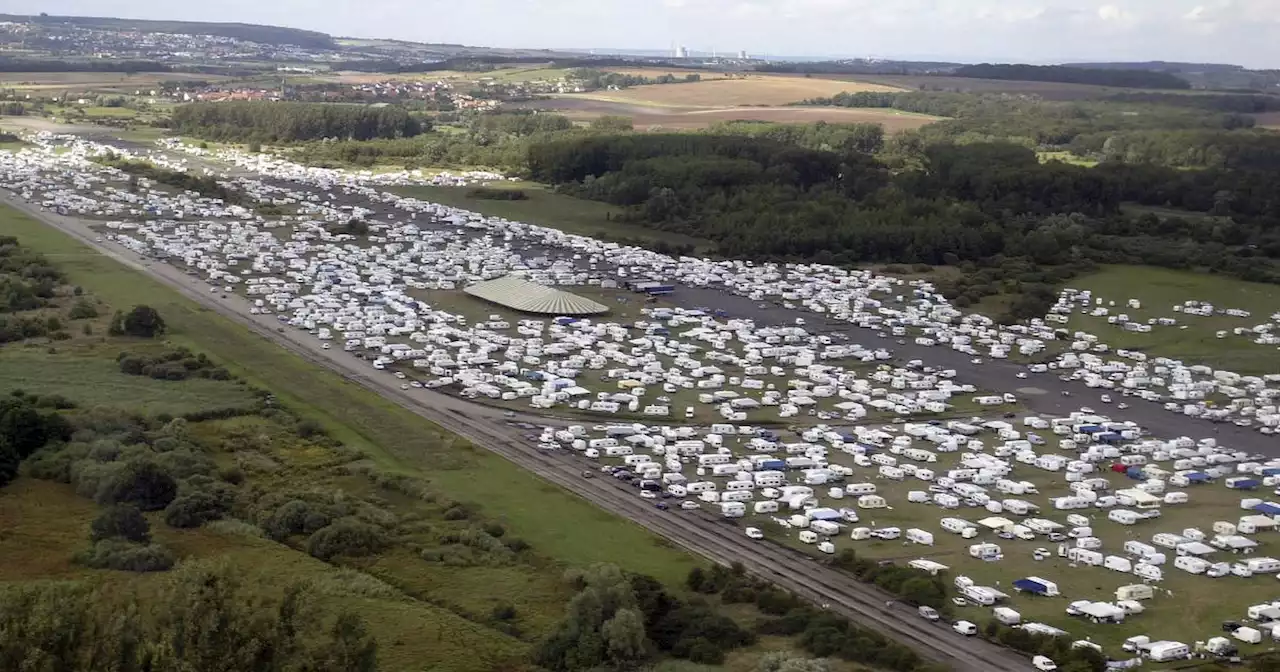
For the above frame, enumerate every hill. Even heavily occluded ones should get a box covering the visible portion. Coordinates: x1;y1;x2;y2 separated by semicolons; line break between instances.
951;63;1191;90
0;13;335;49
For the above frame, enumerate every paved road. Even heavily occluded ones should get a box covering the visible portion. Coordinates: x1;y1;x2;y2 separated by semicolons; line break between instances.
7;192;1032;672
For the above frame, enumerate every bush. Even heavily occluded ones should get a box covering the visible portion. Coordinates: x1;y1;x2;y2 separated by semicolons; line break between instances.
95;458;178;511
67;298;98;320
121;305;166;338
307;519;388;561
90;504;151;543
75;539;175;572
163;491;227;528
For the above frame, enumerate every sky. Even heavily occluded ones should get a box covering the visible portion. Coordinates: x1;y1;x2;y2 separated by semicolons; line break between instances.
14;0;1279;68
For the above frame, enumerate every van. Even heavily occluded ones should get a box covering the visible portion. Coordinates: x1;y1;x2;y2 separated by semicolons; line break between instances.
798;530;818;544
953;620;978;636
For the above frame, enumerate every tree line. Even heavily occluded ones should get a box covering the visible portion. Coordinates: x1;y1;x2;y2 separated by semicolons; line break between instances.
0;56;171;73
951;63;1191;89
525;132;1280;320
567;67;700;90
95;155;248;206
170;101;426;143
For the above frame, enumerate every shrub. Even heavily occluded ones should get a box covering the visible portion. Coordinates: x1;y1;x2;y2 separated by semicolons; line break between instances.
95;458;178;511
90;504;151;543
68;299;98;319
75;539;175;572
163;491;226;528
121;305;166;338
307;519;387;561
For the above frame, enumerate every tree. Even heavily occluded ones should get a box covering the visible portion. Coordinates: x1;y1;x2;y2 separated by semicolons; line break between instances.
121;305;165;338
91;504;151;543
601;607;647;663
0;441;17;488
96;458;178;511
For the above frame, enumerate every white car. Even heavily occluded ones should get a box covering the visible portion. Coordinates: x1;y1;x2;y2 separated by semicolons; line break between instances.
1117;403;1129;410
745;527;764;540
680;501;700;510
1016;372;1028;379
1101;395;1112;403
952;620;977;636
639;491;656;499
1032;655;1058;671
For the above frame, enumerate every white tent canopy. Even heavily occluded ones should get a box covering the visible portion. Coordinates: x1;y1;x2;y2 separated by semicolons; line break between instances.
464;275;609;316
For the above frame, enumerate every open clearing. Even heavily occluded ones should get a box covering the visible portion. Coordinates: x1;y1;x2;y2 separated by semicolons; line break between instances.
519;98;941;132
1062;265;1280;375
560;75;902;107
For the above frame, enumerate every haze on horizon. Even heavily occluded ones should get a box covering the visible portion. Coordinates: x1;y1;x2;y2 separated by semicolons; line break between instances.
13;0;1278;69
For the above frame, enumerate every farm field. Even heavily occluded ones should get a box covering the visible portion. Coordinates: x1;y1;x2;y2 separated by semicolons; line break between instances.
519;98;941;132
390;181;714;250
0;203;700;587
1257;112;1280;130
1061;265;1280;375
560;74;903;108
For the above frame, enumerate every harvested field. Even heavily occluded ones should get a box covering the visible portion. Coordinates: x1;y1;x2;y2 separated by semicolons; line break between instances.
517;98;939;132
561;75;902;107
1257;111;1280;129
840;74;1126;100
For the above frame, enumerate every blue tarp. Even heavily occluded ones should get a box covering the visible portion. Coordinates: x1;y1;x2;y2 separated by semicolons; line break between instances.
1078;425;1103;434
1230;479;1261;490
1186;472;1211;483
1125;466;1147;480
759;460;785;471
1097;432;1123;444
1013;578;1050;595
1253;503;1280;516
1262;468;1280;477
809;510;843;521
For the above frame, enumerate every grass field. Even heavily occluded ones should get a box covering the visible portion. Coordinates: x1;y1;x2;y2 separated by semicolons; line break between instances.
561;75;901;108
1062;265;1280;374
390;181;713;250
1;203;699;587
0;346;258;416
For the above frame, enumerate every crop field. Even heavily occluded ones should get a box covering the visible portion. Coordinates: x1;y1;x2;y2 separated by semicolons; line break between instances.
560;75;903;108
389;181;714;249
519;98;941;132
1;204;700;587
1257;112;1280;130
1061;265;1280;375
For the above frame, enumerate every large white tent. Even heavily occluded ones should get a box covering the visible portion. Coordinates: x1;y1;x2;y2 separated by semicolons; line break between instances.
464;275;609;316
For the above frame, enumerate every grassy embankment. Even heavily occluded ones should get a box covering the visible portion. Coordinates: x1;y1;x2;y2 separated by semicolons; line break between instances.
391;182;713;251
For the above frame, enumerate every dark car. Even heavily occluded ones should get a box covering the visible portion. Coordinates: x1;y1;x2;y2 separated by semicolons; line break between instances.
655;502;669;510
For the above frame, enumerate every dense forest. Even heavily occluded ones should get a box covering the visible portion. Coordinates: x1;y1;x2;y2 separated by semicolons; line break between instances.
526;133;1280;319
171;102;426;143
951;63;1191;89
